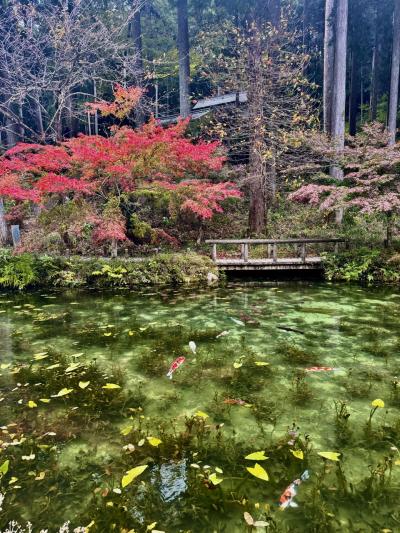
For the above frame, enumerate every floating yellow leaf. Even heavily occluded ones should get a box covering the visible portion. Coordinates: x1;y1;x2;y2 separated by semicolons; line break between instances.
147;437;162;447
290;450;304;460
0;363;10;370
0;460;9;475
33;353;48;360
233;362;243;369
121;425;134;436
371;399;385;408
53;388;73;397
39;399;50;403
395;459;400;466
9;476;18;485
35;471;46;480
255;361;270;366
102;383;121;390
195;411;209;419
27;400;37;408
146;522;157;531
128;331;134;336
246;463;269;481
46;364;61;370
103;332;112;337
121;465;148;488
79;381;90;389
138;439;145;446
65;362;81;373
209;472;223;485
245;451;268;461
318;451;341;461
85;520;95;530
215;467;223;473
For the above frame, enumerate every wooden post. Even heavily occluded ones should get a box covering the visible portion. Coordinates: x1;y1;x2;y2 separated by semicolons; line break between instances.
334;242;339;253
11;225;21;247
300;243;306;263
243;243;249;263
212;243;217;262
272;243;277;263
267;244;272;258
241;244;245;260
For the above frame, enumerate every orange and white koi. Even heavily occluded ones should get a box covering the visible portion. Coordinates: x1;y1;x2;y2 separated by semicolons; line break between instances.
305;366;337;373
223;398;246;405
166;356;185;379
279;470;310;510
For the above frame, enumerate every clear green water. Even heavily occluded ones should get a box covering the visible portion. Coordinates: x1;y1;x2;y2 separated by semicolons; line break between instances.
1;282;400;532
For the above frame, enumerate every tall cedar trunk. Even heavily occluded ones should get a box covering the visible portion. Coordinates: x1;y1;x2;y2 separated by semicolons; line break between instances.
389;0;400;145
349;48;359;136
33;92;44;139
132;6;145;125
247;24;266;235
370;0;380;121
267;0;281;28
177;0;190;118
323;0;335;135
0;198;7;244
331;0;348;177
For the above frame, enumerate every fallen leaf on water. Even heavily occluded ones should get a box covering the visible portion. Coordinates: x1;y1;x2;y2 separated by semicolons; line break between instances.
102;383;121;390
318;451;341;462
255;361;269;366
209;472;223;485
146;522;157;531
35;471;46;480
246;463;269;481
52;388;73;397
244;512;268;527
39;399;50;403
27;400;37;408
22;454;35;461
0;460;9;475
195;411;209;419
395;459;400;466
65;362;81;373
290;450;304;460
46;364;61;370
103;332;113;337
138;439;145;446
147;437;162;447
121;425;134;436
245;451;268;461
33;353;48;360
233;362;243;369
79;381;90;389
121;465;148;488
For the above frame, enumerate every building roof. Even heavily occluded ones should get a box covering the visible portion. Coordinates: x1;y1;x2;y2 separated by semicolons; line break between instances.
158;109;210;125
193;91;248;110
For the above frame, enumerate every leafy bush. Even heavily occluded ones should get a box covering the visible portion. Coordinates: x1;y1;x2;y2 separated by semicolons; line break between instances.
323;248;400;283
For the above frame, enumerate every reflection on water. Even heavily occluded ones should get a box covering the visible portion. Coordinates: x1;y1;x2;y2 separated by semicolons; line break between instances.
0;281;400;531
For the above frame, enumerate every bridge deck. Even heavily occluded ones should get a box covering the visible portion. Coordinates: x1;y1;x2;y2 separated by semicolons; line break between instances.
216;256;322;270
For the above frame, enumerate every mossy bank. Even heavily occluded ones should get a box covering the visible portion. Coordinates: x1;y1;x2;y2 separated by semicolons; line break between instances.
0;250;219;290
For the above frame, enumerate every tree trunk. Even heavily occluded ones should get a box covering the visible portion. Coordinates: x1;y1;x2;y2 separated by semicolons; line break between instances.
389;0;400;145
331;0;348;182
349;48;359;136
267;0;281;28
0;198;7;244
323;0;335;135
177;0;190;118
370;0;380;121
247;23;266;235
132;6;145;125
32;92;44;139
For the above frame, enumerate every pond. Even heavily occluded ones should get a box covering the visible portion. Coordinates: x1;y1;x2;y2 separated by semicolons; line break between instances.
0;282;400;532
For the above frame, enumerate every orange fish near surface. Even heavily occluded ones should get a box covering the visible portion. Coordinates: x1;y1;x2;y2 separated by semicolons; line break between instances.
305;366;336;373
223;398;246;405
166;356;185;379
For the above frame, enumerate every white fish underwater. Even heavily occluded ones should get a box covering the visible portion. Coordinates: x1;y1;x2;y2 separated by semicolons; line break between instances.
189;341;196;354
230;317;245;326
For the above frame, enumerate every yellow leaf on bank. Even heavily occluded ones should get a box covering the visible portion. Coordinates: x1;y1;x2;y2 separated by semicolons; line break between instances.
53;388;73;397
209;472;223;485
290;450;304;460
245;451;268;461
371;399;385;408
121;465;148;488
318;451;341;462
246;463;269;481
102;383;121;390
147;437;162;447
79;381;90;389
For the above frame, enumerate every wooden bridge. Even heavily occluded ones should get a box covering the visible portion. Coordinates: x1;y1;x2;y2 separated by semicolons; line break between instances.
205;238;347;271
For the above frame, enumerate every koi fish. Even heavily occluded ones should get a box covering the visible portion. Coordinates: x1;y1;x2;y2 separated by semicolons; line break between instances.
230;317;245;326
279;470;310;510
305;366;336;373
216;330;230;338
223;398;246;405
189;341;197;354
166;356;185;379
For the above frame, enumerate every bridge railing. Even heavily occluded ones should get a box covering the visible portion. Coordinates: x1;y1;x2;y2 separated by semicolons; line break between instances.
205;238;348;264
